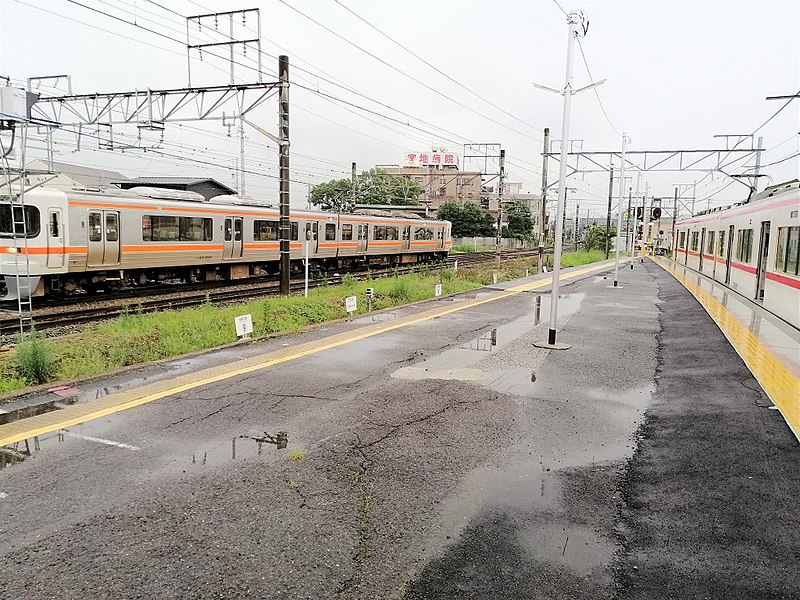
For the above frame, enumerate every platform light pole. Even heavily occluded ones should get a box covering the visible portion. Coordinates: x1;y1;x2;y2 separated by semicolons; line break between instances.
612;133;629;287
533;10;600;349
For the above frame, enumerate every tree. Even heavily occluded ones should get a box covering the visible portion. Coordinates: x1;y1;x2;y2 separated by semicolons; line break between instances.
309;178;353;212
357;169;422;206
585;225;616;251
309;169;423;211
437;202;496;237
503;201;534;240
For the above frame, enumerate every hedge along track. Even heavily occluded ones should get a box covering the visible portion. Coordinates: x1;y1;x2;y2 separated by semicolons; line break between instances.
0;248;549;337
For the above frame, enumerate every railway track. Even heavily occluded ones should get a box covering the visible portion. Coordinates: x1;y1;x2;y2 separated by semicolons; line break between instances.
0;249;547;335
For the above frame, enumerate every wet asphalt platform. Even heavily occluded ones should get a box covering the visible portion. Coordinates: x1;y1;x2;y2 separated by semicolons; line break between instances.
0;260;798;599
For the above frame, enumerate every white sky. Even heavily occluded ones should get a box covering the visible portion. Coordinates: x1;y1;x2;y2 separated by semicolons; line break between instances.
1;0;798;217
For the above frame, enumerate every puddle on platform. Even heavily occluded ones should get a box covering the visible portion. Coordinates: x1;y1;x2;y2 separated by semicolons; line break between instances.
519;522;615;577
437;461;559;542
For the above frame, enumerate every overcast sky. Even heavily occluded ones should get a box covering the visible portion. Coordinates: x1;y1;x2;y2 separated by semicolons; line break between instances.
1;0;798;216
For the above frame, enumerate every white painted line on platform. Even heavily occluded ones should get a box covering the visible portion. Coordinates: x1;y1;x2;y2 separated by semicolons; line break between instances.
64;431;141;451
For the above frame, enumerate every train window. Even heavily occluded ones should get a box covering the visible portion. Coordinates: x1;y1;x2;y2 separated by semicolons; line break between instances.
254;220;278;241
776;227;799;276
291;222;299;241
386;226;399;240
678;231;686;248
179;217;212;241
717;231;726;256
341;224;353;241
105;213;119;242
89;212;103;242
49;211;60;237
706;231;715;254
234;219;242;242
325;223;336;241
358;224;368;240
374;225;386;240
690;231;699;251
0;205;41;238
414;227;433;240
224;219;232;242
736;229;754;263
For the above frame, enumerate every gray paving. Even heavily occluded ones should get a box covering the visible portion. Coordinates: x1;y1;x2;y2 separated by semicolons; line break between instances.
0;261;797;599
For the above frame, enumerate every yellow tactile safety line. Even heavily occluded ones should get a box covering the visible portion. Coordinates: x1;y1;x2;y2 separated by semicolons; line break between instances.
655;258;800;441
0;260;619;447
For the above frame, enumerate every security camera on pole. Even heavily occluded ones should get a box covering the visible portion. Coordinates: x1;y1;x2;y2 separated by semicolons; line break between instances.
533;9;603;349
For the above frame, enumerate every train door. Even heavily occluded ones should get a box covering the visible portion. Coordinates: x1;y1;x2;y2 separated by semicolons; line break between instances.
402;225;411;251
725;225;734;284
699;229;706;271
87;210;120;267
223;217;243;260
46;208;64;268
357;223;368;252
755;221;771;301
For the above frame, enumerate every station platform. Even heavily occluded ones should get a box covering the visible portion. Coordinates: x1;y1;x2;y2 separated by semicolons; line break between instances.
0;258;798;599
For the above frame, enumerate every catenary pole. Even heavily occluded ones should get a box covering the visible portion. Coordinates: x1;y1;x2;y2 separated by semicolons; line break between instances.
605;161;613;259
672;187;678;260
612;133;628;286
539;127;550;270
545;11;581;346
279;55;291;295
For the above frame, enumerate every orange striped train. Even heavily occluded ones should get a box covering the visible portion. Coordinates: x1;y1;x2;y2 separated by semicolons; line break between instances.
673;179;800;327
0;186;452;301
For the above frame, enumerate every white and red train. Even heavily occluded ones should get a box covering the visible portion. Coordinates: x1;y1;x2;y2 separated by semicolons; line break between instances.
673;179;799;327
0;186;451;301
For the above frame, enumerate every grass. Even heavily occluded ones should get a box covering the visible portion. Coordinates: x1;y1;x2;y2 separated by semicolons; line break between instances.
0;250;608;396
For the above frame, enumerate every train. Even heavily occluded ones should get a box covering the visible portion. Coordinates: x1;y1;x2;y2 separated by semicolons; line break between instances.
0;185;452;301
673;179;799;327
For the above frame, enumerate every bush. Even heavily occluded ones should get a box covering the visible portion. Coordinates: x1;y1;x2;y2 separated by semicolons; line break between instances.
16;328;55;384
391;277;412;301
342;273;358;289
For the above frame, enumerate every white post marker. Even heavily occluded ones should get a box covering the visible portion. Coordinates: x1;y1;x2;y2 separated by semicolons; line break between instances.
235;313;253;339
345;295;357;314
434;283;442;297
532;10;599;350
613;133;629;287
304;235;310;298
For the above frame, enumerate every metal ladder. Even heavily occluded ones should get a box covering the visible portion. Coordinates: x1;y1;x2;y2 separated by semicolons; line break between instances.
10;196;33;335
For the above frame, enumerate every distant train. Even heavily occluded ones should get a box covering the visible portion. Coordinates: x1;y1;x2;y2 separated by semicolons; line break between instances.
674;179;799;327
0;186;452;300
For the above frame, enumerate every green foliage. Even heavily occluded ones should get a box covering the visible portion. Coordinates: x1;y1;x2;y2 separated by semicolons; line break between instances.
16;328;55;384
341;273;358;289
584;226;617;251
391;277;412;301
437;202;496;237
309;178;354;212
503;201;534;240
309;169;422;211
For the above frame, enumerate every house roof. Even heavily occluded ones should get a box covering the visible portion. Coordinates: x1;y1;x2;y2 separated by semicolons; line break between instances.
117;177;236;193
27;159;128;189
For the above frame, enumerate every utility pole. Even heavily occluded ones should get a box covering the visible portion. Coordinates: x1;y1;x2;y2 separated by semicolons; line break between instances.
672;187;678;260
612;133;628;286
496;149;505;270
239;115;246;196
278;55;291;296
539;127;550;256
532;10;598;349
351;162;357;209
626;188;632;255
574;200;579;252
691;179;697;216
605;161;613;259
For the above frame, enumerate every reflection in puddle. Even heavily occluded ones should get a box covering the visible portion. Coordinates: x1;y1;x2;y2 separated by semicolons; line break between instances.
519;523;615;577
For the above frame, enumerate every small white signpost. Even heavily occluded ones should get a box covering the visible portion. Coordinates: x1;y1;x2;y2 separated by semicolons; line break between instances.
345;295;358;314
235;314;253;339
434;284;442;297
